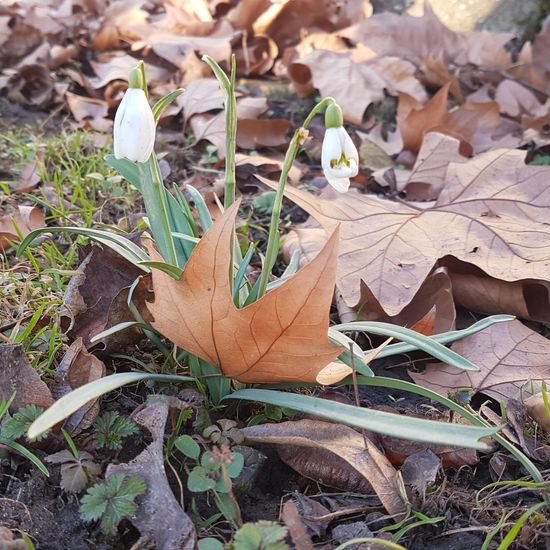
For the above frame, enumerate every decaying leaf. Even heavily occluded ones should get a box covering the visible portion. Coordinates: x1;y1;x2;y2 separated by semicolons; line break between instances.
410;319;550;402
0;344;53;411
10;157;43;194
106;398;196;549
148;201;347;384
0;206;45;252
60;244;146;350
242;419;406;517
281;500;314;550
262;146;550;317
400;449;441;497
45;449;101;493
52;338;106;435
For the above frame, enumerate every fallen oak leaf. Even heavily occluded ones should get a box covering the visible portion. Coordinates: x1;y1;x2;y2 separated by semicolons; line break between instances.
242;419;407;517
259;146;550;316
148;201;347;384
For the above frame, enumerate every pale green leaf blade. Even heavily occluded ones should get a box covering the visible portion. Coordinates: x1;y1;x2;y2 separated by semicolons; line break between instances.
224;389;496;450
28;373;194;439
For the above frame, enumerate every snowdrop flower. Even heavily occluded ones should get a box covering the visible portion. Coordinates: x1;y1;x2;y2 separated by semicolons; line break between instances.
113;68;155;163
321;104;358;193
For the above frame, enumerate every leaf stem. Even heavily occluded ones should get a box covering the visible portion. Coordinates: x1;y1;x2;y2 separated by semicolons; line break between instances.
256;96;336;298
139;155;178;266
224;55;237;209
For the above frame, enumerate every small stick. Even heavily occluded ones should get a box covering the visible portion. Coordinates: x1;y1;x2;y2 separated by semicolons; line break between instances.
349;342;370;451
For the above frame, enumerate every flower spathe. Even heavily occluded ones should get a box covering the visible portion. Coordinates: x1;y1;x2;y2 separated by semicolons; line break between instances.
113;86;155;164
321;104;358;193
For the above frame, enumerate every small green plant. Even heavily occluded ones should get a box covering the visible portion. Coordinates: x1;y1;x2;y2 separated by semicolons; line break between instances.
80;474;147;534
46;430;100;492
0;397;49;475
228;521;288;550
2;405;49;442
198;521;289;550
247;404;298;427
93;411;139;450
176;437;244;527
202;419;244;446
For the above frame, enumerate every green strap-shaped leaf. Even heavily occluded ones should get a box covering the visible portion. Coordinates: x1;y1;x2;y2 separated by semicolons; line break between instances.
332;321;482;371
224;389;497;450
27;373;194;439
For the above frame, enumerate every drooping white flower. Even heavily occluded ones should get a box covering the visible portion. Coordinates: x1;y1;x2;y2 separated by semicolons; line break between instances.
321;104;358;193
113;70;155;163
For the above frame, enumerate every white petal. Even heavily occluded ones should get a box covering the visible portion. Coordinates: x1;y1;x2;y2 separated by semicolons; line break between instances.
321;127;343;171
326;175;350;193
342;128;359;164
113;88;155;163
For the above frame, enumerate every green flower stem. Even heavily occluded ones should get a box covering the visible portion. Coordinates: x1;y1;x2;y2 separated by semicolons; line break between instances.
139;154;178;266
256;96;336;299
224;55;237;209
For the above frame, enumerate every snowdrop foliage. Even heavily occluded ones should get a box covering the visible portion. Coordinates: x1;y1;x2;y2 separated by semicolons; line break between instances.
113;70;155;164
321;104;358;193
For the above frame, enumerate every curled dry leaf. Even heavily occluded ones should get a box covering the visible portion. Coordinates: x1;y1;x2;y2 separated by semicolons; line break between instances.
65;92;111;132
7;64;54;108
52;338;106;435
397;79;500;154
10;157;43;194
260;146;550;317
148;201;347;384
242;419;406;517
0;344;53;411
0;205;45;252
410;319;550;402
289;50;425;125
106;398;196;549
190;97;291;157
448;270;550;323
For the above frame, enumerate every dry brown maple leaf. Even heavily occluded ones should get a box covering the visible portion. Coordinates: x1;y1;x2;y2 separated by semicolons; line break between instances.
410;319;550;402
148;201;347;384
260;146;550;316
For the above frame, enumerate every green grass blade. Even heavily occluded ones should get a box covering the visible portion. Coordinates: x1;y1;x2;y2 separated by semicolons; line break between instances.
0;437;49;476
27;373;194;439
224;389;497;449
333;321;480;371
376;315;514;359
497;501;546;550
